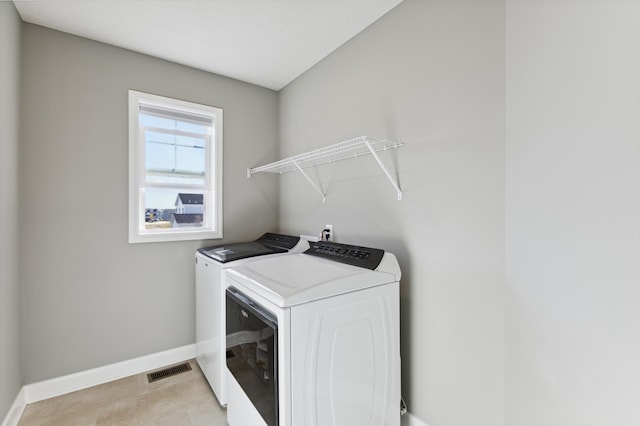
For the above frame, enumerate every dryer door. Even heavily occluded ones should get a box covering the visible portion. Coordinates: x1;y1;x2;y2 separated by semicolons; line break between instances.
226;287;279;426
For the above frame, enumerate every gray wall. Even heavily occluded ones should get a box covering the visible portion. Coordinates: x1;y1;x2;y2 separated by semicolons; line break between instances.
278;1;506;425
11;2;640;425
19;24;279;383
506;1;640;425
0;1;22;420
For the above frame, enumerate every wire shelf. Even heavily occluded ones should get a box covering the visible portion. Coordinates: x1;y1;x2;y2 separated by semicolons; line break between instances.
247;136;403;201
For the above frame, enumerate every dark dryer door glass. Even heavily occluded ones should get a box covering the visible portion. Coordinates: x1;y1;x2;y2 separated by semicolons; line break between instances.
226;288;278;426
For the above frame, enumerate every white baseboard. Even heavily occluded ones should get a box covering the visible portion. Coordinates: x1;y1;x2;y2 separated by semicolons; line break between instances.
402;411;430;426
4;344;425;426
23;343;196;404
1;388;25;426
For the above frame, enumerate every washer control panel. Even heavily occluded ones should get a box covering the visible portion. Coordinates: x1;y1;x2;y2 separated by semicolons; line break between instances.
257;232;301;250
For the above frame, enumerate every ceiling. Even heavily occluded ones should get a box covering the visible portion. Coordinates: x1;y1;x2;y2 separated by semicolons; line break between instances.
12;0;404;91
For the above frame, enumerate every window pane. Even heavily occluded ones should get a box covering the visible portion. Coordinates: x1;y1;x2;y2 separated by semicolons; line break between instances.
140;113;173;129
140;112;208;135
143;189;207;230
177;120;208;134
145;130;206;185
145;131;175;171
176;138;205;173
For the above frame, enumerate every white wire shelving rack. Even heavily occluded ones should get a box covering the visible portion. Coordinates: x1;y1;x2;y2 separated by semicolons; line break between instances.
247;136;404;202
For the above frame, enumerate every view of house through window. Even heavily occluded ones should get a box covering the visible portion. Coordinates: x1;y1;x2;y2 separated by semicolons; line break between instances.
129;91;223;243
144;191;205;229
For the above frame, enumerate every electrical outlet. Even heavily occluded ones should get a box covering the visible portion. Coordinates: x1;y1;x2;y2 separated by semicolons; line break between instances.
325;224;333;241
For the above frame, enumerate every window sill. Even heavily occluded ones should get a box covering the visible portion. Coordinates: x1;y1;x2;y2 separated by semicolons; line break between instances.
129;228;222;244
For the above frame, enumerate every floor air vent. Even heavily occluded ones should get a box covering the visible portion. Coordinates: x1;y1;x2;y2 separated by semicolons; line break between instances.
147;362;192;383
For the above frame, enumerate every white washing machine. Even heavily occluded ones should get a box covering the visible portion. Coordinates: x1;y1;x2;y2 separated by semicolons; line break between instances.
224;240;401;426
195;233;309;406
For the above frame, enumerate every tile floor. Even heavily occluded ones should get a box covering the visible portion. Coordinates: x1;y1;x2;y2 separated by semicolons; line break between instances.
18;360;227;426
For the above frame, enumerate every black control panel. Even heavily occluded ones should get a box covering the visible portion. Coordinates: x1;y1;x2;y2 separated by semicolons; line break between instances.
304;241;385;270
257;232;301;250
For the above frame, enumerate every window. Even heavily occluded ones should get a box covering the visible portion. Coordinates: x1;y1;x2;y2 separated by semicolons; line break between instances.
129;90;223;243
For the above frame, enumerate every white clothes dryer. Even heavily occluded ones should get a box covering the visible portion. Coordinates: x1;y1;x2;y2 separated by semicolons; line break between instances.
224;240;401;426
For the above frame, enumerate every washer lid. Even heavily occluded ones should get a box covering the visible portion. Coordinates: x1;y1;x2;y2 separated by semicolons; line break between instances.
198;241;284;262
226;252;400;307
197;232;307;263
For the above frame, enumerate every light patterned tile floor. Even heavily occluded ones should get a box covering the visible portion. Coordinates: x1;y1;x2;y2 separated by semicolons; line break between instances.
18;360;227;426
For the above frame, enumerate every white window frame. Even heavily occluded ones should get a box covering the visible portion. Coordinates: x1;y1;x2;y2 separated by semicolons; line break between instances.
128;90;223;243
